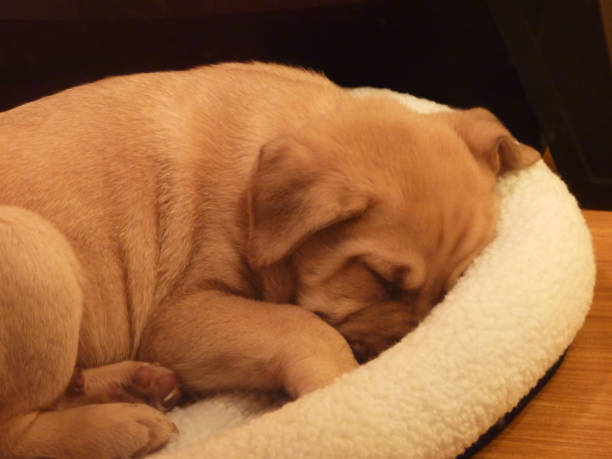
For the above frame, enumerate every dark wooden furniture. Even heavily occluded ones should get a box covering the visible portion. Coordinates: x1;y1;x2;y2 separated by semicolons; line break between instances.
1;0;609;208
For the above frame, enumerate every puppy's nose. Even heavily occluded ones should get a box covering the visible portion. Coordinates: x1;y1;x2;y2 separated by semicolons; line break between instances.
433;290;447;305
414;288;445;317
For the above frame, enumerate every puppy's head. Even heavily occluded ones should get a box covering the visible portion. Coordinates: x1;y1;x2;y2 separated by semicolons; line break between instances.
247;97;539;363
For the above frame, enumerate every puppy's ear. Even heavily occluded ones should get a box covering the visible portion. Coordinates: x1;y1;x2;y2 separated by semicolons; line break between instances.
447;107;540;174
247;135;370;268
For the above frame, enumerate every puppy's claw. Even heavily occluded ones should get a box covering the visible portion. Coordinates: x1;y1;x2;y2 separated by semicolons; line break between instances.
130;364;182;412
161;386;181;410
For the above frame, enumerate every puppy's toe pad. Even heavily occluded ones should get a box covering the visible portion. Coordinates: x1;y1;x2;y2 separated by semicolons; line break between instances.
129;364;182;411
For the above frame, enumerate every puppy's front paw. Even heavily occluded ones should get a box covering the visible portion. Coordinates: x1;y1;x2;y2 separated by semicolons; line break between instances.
282;330;359;398
285;354;359;398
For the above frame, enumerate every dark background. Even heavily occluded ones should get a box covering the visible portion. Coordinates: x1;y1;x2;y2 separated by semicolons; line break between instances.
1;0;610;209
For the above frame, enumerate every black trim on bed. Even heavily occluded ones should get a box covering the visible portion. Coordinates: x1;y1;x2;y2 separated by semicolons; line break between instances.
458;350;567;458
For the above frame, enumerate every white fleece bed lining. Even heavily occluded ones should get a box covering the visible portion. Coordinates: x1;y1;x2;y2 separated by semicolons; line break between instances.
152;90;595;459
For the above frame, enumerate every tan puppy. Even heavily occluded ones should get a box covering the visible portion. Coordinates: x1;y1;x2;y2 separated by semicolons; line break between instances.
0;62;539;457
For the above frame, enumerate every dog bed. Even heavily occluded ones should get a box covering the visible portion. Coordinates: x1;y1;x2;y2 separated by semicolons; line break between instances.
153;89;596;458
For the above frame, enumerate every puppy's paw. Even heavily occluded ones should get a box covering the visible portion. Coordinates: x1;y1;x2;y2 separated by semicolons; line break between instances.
284;354;359;398
78;403;177;458
109;403;178;458
57;361;182;412
5;403;177;459
282;328;359;398
128;363;182;411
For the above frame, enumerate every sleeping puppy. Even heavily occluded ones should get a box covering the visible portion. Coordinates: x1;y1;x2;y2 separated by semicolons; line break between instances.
0;62;539;457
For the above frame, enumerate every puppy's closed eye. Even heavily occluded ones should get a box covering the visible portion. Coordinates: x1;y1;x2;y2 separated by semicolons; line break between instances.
361;262;416;302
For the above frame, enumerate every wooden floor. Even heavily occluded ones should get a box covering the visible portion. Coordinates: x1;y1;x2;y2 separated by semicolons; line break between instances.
477;210;612;457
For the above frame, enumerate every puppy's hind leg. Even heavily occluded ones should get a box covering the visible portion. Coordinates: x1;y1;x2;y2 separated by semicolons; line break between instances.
0;206;83;418
0;206;83;455
0;206;177;458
